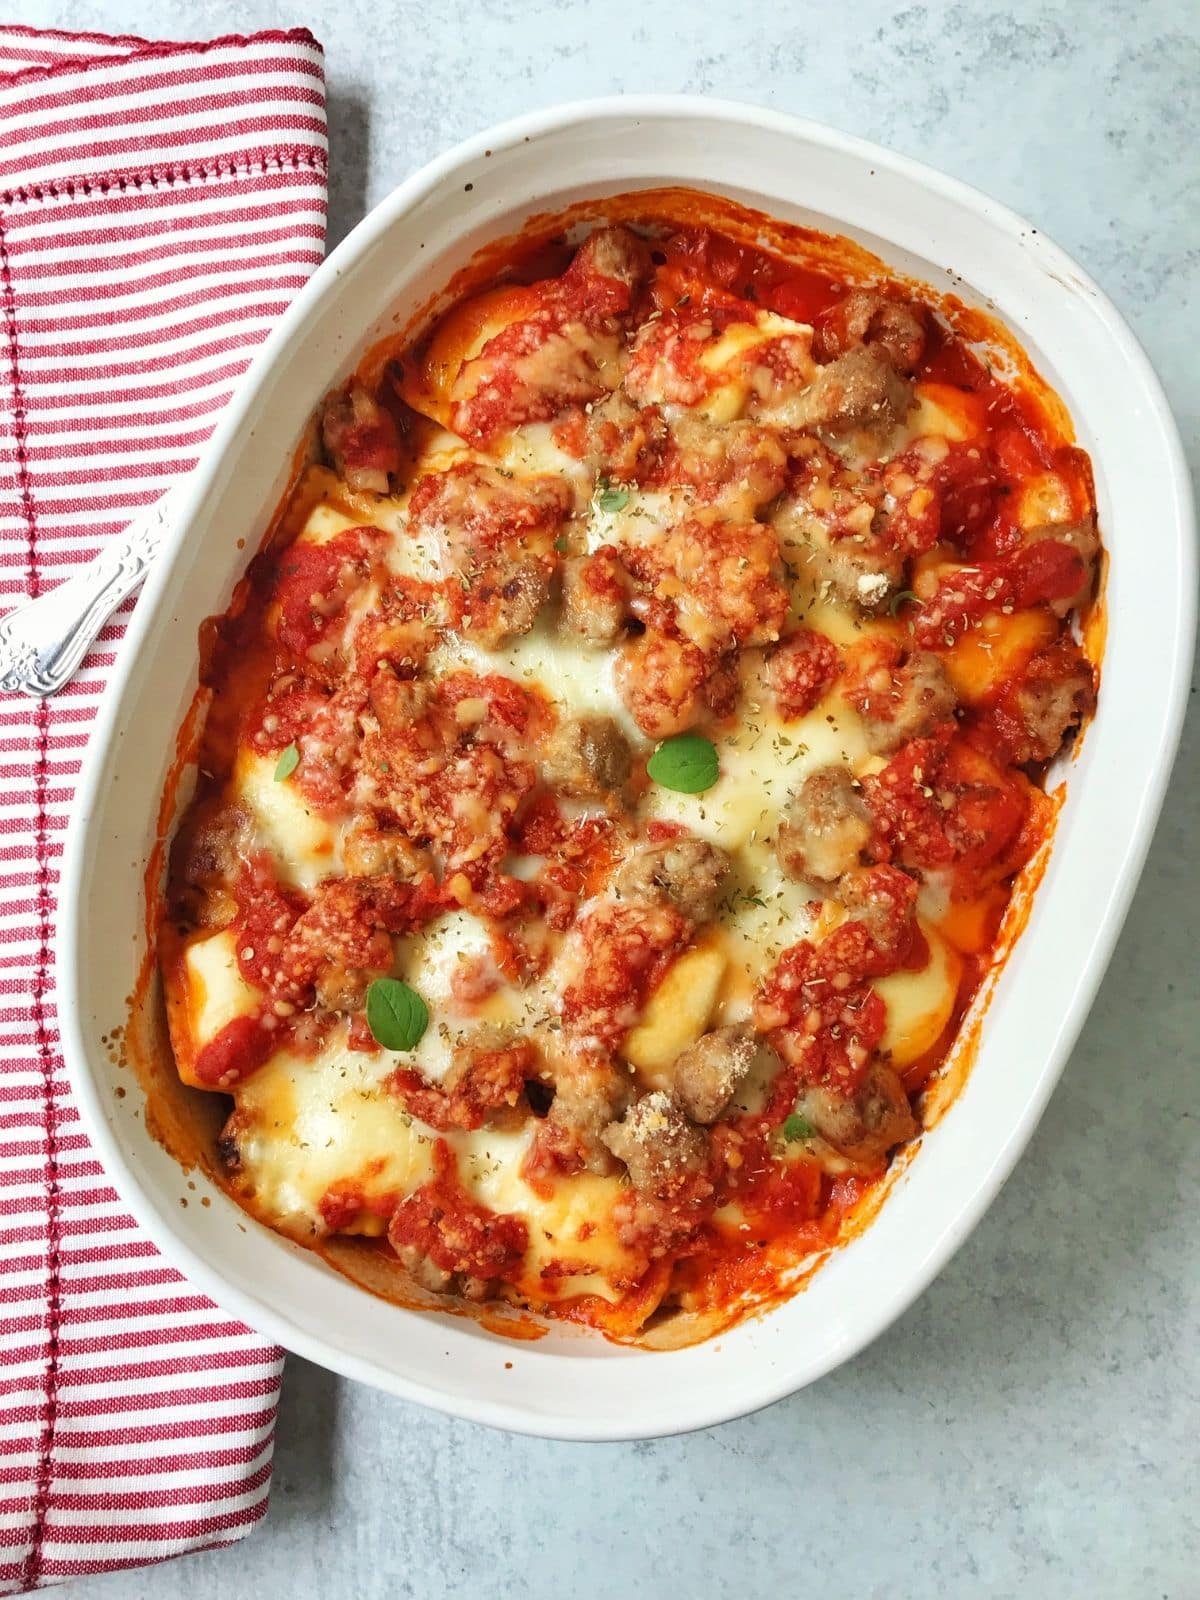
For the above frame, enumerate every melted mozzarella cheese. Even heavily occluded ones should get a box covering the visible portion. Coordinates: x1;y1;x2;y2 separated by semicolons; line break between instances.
369;490;442;581
432;615;640;738
231;749;341;890
185;929;259;1048
463;1131;637;1300
290;469;427;585
499;420;591;488
712;845;822;1020
874;923;962;1066
232;1030;437;1234
293;493;363;547
391;909;508;1082
643;695;871;849
585;484;689;553
866;382;988;467
1016;470;1075;530
297;424;592;588
794;597;898;652
232;1022;640;1298
622;938;727;1076
406;423;591;503
635;677;873;1019
902;382;986;445
168;927;262;1089
697;310;815;422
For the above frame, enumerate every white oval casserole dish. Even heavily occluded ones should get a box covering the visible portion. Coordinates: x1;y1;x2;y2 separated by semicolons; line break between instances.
57;97;1195;1440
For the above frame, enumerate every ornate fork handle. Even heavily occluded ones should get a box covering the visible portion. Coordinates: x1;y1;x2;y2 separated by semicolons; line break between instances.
0;486;184;698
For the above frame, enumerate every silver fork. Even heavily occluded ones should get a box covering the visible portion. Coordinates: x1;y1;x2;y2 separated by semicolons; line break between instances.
0;486;184;698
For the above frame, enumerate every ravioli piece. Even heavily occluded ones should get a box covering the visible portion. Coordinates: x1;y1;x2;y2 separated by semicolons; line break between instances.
874;923;962;1067
231;748;341;890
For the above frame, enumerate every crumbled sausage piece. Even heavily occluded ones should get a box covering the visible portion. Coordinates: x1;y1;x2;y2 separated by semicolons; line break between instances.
367;670;431;737
572;224;653;293
664;411;789;509
790;346;914;436
354;578;449;676
615;836;731;923
553;1058;633;1170
390;1029;533;1133
813;290;929;372
560;549;633;644
462;557;551;648
216;1117;245;1174
771;491;904;612
1022;516;1100;616
794;1061;917;1167
168;799;249;927
837;864;919;956
313;959;386;1015
541;716;632;798
525;1055;632;1179
702;651;740;720
1008;641;1096;764
279;879;395;1012
659;516;790;652
393;1243;455;1295
813;536;904;612
602;1090;710;1199
583;390;669;482
408;459;568;645
776;767;873;884
394;1245;497;1301
767;628;841;718
321;381;402;493
409;458;504;544
856;650;958;755
614;627;708;737
671;1025;758;1123
342;816;432;880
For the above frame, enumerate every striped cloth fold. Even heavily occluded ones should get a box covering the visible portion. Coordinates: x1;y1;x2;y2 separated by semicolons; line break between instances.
0;25;328;1592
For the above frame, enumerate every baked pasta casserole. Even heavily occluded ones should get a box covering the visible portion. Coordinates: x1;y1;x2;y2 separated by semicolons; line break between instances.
159;194;1100;1342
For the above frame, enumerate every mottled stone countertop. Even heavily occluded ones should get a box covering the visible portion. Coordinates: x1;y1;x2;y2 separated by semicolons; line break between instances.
20;0;1198;1594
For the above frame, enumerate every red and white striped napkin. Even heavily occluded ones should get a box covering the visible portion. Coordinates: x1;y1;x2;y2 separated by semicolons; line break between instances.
0;25;328;1592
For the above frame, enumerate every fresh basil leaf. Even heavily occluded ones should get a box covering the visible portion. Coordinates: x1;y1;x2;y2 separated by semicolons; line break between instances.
596;484;630;514
782;1113;815;1142
366;978;429;1052
889;589;922;617
273;742;300;781
646;733;719;794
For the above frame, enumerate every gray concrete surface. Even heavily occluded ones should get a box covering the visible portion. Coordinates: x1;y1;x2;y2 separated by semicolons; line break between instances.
15;0;1199;1594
